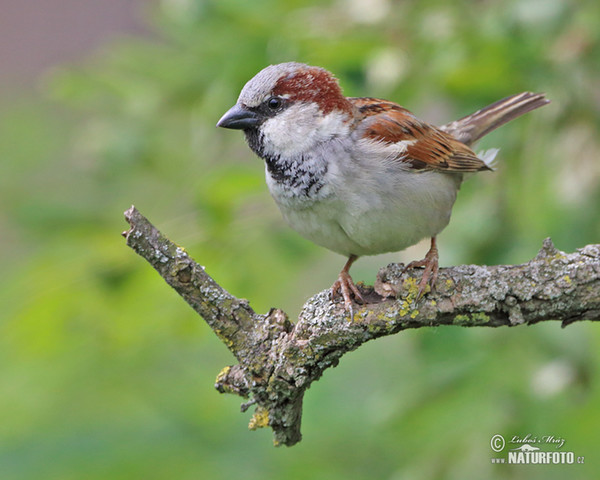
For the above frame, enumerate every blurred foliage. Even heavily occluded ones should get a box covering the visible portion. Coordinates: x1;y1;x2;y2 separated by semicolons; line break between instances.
1;0;600;478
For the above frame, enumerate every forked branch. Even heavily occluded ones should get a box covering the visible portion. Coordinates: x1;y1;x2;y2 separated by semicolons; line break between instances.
122;205;600;446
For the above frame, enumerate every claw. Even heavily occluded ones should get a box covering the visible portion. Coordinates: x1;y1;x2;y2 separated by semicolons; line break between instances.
330;255;364;317
403;237;439;300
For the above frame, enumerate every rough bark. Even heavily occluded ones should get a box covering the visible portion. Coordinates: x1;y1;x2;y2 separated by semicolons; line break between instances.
122;205;600;447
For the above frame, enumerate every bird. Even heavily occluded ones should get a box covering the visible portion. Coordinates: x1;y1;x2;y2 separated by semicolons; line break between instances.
216;62;549;314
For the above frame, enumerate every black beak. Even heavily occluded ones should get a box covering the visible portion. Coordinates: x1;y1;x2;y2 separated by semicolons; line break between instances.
216;104;260;130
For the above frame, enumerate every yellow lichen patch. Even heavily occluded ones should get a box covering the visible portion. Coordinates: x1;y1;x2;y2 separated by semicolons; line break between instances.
215;365;231;385
402;277;421;302
249;406;270;430
364;310;395;331
394;277;420;318
546;252;567;264
397;300;410;317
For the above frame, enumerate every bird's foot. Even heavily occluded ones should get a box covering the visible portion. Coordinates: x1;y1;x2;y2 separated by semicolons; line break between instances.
403;238;439;300
331;255;364;318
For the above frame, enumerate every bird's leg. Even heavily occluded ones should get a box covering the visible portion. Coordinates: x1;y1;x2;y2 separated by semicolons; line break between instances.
331;254;365;313
403;237;439;300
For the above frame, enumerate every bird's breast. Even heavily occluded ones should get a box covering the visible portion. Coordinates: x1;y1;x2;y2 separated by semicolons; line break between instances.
266;147;462;257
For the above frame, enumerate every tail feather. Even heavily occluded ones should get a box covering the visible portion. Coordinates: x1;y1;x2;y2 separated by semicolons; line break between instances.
441;92;550;146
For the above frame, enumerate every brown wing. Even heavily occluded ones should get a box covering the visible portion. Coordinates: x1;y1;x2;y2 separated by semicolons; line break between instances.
350;98;491;172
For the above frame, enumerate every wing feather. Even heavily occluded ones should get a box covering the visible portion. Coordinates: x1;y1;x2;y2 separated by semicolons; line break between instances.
350;98;491;173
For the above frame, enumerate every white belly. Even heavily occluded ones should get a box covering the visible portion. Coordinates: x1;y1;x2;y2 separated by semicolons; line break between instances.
268;164;461;257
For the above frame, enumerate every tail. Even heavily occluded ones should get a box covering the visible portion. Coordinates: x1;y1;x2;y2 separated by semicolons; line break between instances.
441;92;549;146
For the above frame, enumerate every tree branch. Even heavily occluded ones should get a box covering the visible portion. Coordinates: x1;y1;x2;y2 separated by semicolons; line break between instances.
122;205;600;447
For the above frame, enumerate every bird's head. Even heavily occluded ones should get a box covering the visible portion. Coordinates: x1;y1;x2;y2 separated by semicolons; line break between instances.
217;62;354;158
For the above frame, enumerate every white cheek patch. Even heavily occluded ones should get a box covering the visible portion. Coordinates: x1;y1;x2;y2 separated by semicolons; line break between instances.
260;104;350;157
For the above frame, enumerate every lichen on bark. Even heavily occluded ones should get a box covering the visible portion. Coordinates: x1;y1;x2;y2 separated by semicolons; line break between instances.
123;206;600;446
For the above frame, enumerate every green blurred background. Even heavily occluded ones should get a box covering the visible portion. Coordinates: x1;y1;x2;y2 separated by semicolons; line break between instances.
1;0;599;478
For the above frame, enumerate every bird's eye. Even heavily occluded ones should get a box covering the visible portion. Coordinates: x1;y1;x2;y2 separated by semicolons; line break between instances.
267;96;282;110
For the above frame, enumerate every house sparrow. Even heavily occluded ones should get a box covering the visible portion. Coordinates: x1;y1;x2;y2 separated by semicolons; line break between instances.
217;62;549;313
